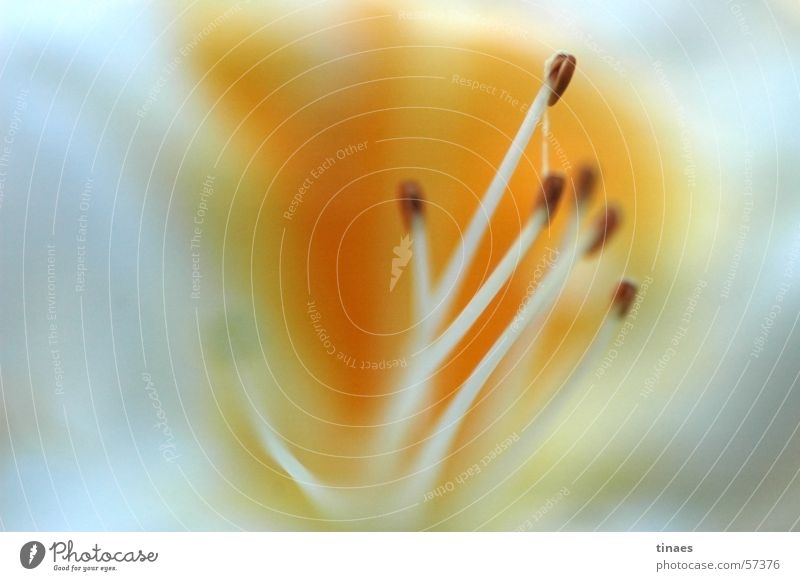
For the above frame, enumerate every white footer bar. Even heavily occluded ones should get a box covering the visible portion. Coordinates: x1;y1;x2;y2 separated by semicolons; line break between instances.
1;532;797;580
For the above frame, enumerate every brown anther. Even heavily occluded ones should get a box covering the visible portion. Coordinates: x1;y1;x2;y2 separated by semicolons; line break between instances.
612;280;638;318
585;205;621;256
546;53;577;106
398;180;425;229
574;165;598;205
533;173;565;221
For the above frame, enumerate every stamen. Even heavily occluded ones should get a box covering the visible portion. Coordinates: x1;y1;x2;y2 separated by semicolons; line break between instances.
249;50;637;525
427;52;577;336
574;165;598;207
528;279;640;437
612;279;638;318
585;205;621;256
410;203;622;489
399;181;432;318
399;180;425;229
239;365;326;499
373;184;433;463
263;432;317;485
558;164;598;259
531;203;624;325
545;52;577;107
541;109;550;175
540;54;576;174
533;173;567;218
258;426;355;519
254;419;325;501
417;174;565;373
379;175;565;461
476;280;640;497
518;281;640;456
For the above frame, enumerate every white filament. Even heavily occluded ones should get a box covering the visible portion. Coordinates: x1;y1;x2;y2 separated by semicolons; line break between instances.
415;208;548;377
410;224;595;491
428;82;553;332
410;214;432;321
541;109;551;175
380;208;548;456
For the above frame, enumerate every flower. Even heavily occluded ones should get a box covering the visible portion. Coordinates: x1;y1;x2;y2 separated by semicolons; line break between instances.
1;0;799;532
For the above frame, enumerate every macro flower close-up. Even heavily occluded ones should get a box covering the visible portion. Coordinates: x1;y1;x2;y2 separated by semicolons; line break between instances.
2;0;800;539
